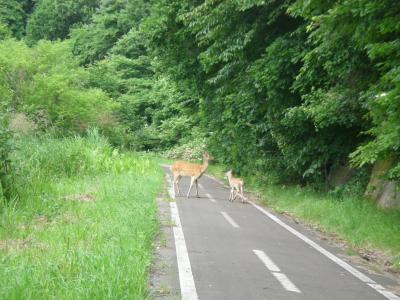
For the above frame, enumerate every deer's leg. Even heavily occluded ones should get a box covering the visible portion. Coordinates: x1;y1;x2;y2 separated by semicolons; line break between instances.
195;179;200;198
187;177;195;198
174;174;181;196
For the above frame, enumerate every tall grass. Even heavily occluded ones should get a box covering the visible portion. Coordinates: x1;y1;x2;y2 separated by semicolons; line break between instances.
0;131;164;299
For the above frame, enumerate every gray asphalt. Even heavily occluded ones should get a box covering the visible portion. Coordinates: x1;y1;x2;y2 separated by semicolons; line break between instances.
163;167;399;300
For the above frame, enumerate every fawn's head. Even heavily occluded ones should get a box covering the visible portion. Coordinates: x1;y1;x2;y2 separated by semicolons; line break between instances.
225;169;233;178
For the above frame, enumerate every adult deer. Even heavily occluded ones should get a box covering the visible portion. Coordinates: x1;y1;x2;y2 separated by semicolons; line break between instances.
171;152;213;198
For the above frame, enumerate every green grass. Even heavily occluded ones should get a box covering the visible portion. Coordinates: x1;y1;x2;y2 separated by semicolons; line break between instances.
208;164;400;270
0;133;164;299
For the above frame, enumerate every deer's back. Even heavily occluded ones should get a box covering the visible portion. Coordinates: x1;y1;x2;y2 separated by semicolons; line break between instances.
171;161;203;176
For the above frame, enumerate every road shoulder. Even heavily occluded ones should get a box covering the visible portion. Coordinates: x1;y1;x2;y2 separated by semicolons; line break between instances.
149;184;180;299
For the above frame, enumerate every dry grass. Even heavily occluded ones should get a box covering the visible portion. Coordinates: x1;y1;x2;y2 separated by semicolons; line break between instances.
9;113;36;136
64;193;96;202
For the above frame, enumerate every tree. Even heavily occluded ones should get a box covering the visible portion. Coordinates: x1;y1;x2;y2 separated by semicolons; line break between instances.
0;39;117;133
26;0;99;44
71;0;148;64
0;0;27;39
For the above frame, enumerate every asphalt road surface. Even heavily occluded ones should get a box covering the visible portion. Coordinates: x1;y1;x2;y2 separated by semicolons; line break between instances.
161;166;399;300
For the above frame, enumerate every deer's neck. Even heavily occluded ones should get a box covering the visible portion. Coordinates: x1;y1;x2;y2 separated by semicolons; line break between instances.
200;159;209;173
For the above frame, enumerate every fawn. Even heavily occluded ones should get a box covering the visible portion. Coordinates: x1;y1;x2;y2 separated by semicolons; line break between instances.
171;152;213;198
225;169;246;203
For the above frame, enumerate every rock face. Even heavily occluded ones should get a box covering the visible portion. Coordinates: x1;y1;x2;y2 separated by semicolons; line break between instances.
365;159;400;209
377;181;400;208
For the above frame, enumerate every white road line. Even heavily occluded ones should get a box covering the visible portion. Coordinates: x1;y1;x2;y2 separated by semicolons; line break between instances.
199;183;215;202
253;249;301;293
165;174;175;199
205;192;216;202
199;184;216;202
248;201;399;300
221;211;240;228
253;249;280;272
170;202;198;300
272;272;301;293
165;173;198;300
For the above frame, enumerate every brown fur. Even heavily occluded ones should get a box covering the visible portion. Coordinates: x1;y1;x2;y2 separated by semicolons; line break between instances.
171;152;213;198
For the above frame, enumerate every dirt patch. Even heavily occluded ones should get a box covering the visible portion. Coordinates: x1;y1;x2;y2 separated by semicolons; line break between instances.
55;212;79;224
0;237;47;252
17;213;79;232
34;215;51;228
0;237;33;251
64;193;95;202
358;249;400;275
17;215;51;231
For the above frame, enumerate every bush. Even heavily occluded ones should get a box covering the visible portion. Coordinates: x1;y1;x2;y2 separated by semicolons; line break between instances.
0;39;118;134
164;135;207;161
9;129;143;208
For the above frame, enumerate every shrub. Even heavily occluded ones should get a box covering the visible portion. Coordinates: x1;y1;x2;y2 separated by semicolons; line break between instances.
0;39;118;134
164;135;207;161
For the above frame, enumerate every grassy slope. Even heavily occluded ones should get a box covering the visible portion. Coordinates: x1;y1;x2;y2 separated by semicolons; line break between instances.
208;164;400;270
0;137;164;299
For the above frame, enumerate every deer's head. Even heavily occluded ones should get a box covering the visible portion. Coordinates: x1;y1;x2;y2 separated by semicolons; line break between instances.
203;152;214;161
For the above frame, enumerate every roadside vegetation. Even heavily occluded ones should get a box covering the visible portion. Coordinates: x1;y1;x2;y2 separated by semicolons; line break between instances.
1;131;163;299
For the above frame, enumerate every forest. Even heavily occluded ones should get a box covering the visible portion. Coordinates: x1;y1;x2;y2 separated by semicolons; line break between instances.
2;0;400;200
1;0;400;198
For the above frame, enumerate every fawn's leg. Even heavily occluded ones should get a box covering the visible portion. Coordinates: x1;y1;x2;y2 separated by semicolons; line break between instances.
231;188;236;201
233;187;237;201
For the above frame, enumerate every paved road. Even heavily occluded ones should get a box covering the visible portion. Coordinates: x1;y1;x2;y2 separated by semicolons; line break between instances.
162;166;399;300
